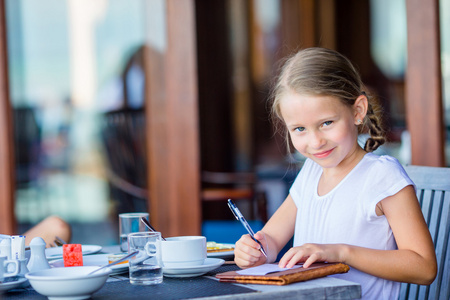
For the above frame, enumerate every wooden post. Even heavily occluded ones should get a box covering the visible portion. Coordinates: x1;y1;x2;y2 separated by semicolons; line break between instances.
146;0;201;236
405;0;445;166
280;0;316;56
0;0;15;234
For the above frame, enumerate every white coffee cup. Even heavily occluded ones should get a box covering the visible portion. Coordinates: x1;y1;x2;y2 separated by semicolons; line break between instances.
0;255;19;281
161;236;207;267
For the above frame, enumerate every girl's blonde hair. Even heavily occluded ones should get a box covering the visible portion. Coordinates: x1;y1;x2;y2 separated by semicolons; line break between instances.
270;47;385;152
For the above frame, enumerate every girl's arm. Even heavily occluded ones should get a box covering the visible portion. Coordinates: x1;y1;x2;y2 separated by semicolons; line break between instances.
234;195;297;268
279;185;437;285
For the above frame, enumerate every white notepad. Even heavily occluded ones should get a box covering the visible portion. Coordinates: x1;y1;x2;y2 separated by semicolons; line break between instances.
237;263;303;276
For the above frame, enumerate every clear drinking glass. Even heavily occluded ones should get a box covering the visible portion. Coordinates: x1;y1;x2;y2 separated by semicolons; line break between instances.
128;232;163;285
119;212;149;252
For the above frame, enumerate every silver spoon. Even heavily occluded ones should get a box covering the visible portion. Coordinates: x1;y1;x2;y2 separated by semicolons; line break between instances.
88;251;139;275
140;217;166;241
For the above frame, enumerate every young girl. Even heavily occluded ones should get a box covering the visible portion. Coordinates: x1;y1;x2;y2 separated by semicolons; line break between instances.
234;47;437;299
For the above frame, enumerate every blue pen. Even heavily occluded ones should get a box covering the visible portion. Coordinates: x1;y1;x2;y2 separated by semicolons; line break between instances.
227;199;267;257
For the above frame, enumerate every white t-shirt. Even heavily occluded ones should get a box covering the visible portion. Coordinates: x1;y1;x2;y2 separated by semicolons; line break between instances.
289;153;413;300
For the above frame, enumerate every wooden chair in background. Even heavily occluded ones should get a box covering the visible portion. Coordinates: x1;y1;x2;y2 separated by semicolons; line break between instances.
101;108;148;214
400;165;450;300
13;107;42;188
201;170;268;222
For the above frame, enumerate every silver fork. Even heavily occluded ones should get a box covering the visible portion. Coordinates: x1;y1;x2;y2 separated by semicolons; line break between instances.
54;236;67;246
47;236;67;248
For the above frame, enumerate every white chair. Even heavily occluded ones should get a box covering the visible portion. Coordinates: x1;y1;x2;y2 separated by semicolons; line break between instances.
400;165;450;300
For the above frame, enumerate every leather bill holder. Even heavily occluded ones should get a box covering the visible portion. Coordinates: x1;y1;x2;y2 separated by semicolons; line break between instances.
216;262;350;285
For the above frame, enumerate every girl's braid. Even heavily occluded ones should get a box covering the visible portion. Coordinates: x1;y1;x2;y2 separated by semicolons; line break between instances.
362;94;386;152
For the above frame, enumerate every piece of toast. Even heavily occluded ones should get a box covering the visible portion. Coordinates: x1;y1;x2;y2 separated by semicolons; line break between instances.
207;241;234;253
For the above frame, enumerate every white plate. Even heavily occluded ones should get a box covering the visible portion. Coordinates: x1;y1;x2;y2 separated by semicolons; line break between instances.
0;277;28;293
163;258;224;278
49;254;128;275
207;243;235;258
45;245;102;260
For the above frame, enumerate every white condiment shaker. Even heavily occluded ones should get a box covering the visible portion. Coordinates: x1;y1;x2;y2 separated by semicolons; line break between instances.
27;237;50;272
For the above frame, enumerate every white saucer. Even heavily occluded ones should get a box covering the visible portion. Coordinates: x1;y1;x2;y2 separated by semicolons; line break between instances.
45;245;102;260
49;254;128;275
0;278;28;293
163;258;224;278
207;243;235;259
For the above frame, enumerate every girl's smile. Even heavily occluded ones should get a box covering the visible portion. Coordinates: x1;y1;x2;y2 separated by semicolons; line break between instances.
312;148;335;159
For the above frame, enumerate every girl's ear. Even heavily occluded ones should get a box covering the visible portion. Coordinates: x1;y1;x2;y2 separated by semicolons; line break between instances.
353;95;368;125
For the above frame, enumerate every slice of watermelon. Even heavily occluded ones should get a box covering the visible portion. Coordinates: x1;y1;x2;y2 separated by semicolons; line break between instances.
63;244;83;267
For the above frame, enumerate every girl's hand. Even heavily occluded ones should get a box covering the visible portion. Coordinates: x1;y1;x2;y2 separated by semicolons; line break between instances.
278;243;347;269
234;231;268;268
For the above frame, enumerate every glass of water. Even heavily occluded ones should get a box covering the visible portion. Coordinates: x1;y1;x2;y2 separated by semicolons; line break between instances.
128;231;163;285
119;212;149;252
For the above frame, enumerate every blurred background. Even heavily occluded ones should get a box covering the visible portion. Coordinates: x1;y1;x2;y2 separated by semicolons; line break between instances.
4;0;450;245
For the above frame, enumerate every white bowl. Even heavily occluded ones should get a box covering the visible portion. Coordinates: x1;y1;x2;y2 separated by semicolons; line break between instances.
25;266;112;300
